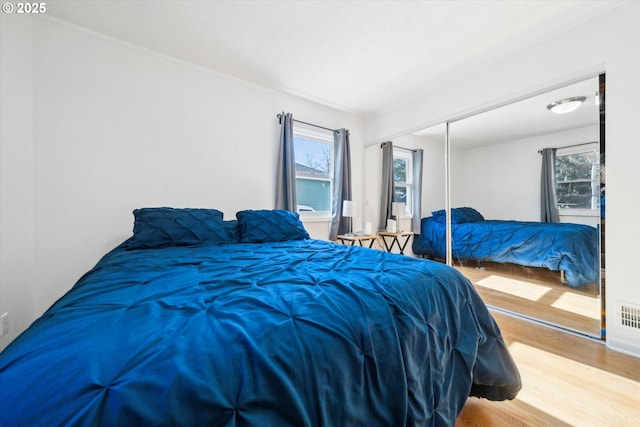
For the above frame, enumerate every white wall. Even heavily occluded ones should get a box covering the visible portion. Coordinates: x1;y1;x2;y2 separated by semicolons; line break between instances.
364;2;640;357
364;143;382;232
0;15;362;350
0;14;36;349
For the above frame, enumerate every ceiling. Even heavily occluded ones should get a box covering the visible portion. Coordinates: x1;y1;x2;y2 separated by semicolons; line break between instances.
415;76;601;148
45;0;619;118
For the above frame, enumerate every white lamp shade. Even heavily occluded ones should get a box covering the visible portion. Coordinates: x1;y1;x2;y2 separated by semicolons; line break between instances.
342;200;355;217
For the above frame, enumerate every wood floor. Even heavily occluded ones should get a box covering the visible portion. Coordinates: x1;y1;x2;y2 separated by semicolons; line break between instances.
455;311;640;426
455;260;602;337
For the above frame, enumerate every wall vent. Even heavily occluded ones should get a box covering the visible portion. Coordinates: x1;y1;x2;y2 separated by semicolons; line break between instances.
618;302;640;331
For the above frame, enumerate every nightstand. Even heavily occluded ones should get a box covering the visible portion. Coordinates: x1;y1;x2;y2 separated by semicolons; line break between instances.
377;231;414;255
336;234;379;248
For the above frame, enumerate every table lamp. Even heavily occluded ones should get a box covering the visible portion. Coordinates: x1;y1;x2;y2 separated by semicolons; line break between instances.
342;200;355;236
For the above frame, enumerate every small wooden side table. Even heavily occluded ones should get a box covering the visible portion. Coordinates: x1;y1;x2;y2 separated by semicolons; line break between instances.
377;231;414;255
336;234;379;248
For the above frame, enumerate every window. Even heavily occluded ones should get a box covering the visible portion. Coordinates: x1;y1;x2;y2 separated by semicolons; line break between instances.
555;144;600;212
393;149;413;216
293;125;334;216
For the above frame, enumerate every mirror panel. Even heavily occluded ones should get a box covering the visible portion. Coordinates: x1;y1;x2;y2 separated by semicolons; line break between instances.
364;125;446;253
447;76;602;337
377;76;604;338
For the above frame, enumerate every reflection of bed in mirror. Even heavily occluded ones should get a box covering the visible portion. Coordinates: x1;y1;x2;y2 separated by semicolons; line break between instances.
412;207;599;288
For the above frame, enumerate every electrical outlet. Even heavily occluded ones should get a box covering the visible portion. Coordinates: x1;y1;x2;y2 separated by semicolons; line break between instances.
1;312;8;336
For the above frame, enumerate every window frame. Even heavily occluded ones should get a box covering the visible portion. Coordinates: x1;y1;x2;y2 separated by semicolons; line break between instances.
292;124;334;220
393;148;413;217
555;142;600;217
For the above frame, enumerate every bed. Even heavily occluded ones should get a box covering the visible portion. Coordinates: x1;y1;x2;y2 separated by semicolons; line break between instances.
0;208;520;426
412;207;599;288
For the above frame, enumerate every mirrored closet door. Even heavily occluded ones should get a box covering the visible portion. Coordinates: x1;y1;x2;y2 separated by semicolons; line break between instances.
364;125;447;244
367;75;605;339
447;75;604;338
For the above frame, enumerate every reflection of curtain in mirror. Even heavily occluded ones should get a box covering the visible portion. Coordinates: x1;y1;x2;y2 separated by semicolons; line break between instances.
329;129;352;240
540;148;560;223
412;149;423;232
379;141;394;231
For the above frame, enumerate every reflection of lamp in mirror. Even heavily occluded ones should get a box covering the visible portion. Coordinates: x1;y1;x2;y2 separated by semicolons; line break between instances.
392;202;405;232
342;200;355;236
546;96;586;114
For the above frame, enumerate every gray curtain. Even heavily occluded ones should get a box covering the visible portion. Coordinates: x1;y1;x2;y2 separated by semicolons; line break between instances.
329;129;352;240
379;141;394;231
275;112;297;212
540;147;560;223
411;149;424;232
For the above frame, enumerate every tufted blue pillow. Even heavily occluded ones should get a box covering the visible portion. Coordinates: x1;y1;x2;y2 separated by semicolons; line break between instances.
223;220;241;244
432;207;485;224
127;207;229;249
236;209;309;243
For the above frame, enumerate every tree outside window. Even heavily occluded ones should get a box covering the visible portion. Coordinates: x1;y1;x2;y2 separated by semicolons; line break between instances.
555;146;600;211
293;126;334;215
393;150;412;215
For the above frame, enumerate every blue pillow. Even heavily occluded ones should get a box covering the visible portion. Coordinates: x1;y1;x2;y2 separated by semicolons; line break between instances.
432;207;484;224
127;207;229;249
236;209;309;243
223;220;241;244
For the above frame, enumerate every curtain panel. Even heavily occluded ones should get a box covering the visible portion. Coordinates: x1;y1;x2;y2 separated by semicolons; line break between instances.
379;141;394;231
412;149;424;232
276;112;297;212
540;147;560;223
329;129;352;241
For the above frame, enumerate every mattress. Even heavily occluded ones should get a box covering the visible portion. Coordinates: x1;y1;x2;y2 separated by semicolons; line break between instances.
413;215;599;288
0;215;520;426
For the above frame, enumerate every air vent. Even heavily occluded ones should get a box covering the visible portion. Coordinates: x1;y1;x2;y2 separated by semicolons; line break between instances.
618;302;640;331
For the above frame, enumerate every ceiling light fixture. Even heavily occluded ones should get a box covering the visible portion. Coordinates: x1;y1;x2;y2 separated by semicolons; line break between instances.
546;96;587;114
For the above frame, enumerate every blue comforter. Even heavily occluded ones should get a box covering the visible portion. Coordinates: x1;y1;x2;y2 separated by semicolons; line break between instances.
412;217;599;287
0;239;520;426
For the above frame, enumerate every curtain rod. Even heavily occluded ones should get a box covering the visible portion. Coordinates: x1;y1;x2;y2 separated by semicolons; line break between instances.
380;141;417;153
277;114;338;133
538;141;598;154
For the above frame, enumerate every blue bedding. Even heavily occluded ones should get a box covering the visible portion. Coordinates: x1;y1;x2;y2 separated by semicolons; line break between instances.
412;215;599;288
0;239;520;426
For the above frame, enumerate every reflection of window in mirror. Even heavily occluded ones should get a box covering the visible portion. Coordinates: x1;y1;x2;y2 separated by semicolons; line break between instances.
393;148;413;216
555;143;600;215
